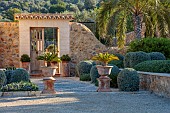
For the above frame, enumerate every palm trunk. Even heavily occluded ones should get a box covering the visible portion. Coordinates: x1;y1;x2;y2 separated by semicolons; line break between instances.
133;14;142;40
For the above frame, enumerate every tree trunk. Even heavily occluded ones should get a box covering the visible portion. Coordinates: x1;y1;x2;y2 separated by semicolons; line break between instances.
133;14;142;39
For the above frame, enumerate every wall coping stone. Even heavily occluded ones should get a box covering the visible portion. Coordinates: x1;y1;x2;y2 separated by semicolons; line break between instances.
137;71;170;77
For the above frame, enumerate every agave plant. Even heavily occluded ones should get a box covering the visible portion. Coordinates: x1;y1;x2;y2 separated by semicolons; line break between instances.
92;53;119;66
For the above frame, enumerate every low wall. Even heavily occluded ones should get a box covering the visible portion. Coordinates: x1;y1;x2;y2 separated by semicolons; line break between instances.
139;71;170;98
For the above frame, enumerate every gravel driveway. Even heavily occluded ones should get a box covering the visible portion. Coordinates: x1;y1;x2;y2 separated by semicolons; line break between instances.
0;77;170;113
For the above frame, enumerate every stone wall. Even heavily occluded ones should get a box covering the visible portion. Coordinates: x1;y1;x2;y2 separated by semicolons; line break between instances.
0;22;20;68
139;71;170;98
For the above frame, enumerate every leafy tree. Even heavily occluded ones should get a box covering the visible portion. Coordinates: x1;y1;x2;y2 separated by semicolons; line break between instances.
97;0;170;48
84;0;96;10
49;4;66;13
4;8;22;21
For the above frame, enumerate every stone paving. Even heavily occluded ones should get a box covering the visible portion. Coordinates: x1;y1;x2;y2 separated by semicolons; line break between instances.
0;77;170;113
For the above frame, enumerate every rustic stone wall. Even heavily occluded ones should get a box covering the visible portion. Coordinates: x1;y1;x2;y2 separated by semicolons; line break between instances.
0;22;20;68
70;22;108;63
139;71;170;98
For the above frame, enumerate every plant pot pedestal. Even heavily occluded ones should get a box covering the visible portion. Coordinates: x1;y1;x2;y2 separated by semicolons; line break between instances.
42;77;56;94
96;65;113;92
62;61;70;77
22;62;30;72
41;67;57;94
97;75;112;92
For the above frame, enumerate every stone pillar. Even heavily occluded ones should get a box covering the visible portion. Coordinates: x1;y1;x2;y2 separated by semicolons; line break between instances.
97;76;112;92
42;77;56;94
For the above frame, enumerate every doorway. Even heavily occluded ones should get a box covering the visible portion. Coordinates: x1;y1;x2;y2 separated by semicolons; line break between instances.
30;27;59;74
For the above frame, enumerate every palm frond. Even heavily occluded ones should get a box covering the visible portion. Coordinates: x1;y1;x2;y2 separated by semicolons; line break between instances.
116;11;127;48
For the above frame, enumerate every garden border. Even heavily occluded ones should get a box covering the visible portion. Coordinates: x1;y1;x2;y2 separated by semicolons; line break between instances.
139;71;170;98
0;91;41;97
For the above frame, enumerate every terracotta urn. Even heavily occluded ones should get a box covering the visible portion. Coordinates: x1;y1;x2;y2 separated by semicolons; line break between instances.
96;65;113;76
41;66;57;77
22;62;30;72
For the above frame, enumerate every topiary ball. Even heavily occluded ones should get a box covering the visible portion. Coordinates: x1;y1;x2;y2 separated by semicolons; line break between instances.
90;65;100;85
149;52;166;60
117;68;139;91
10;68;30;83
76;61;93;81
0;70;6;88
5;70;14;84
108;64;120;88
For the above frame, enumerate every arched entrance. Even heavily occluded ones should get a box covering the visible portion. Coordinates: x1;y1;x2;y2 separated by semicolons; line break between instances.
15;13;73;74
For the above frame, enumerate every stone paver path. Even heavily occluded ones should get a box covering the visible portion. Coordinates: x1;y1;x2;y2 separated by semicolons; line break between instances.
0;77;170;113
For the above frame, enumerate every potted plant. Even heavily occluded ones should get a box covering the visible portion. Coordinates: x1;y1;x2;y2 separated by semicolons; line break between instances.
37;52;61;77
92;53;119;76
92;53;119;92
20;54;31;72
60;54;71;77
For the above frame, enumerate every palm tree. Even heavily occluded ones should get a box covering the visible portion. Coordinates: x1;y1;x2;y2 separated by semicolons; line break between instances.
97;0;170;48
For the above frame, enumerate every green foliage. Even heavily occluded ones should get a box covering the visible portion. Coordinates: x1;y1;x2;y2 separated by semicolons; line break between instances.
124;51;151;68
134;60;170;73
149;52;166;60
1;81;39;92
108;64;120;88
37;52;61;63
4;70;14;84
128;38;170;58
10;68;30;83
117;68;139;91
49;4;66;13
92;53;119;66
5;66;16;70
20;54;31;62
90;65;99;84
109;53;124;68
0;70;6;89
61;54;71;61
76;61;93;80
97;0;170;48
79;73;91;81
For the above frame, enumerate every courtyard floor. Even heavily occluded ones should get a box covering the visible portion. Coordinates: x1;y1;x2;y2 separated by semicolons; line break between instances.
0;77;170;113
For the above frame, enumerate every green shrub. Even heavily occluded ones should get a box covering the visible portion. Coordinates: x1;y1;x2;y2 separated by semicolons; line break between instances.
20;54;30;62
1;81;39;92
10;68;30;83
108;53;124;68
124;51;151;68
5;70;14;84
149;52;166;60
108;64;120;88
80;73;91;81
128;38;170;58
90;65;100;85
76;61;93;81
0;70;6;89
117;68;139;91
134;60;170;73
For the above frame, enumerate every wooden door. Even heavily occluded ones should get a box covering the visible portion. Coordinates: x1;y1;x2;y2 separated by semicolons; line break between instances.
30;28;44;74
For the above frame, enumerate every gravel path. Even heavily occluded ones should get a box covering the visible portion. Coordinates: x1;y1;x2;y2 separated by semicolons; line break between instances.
0;77;170;113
